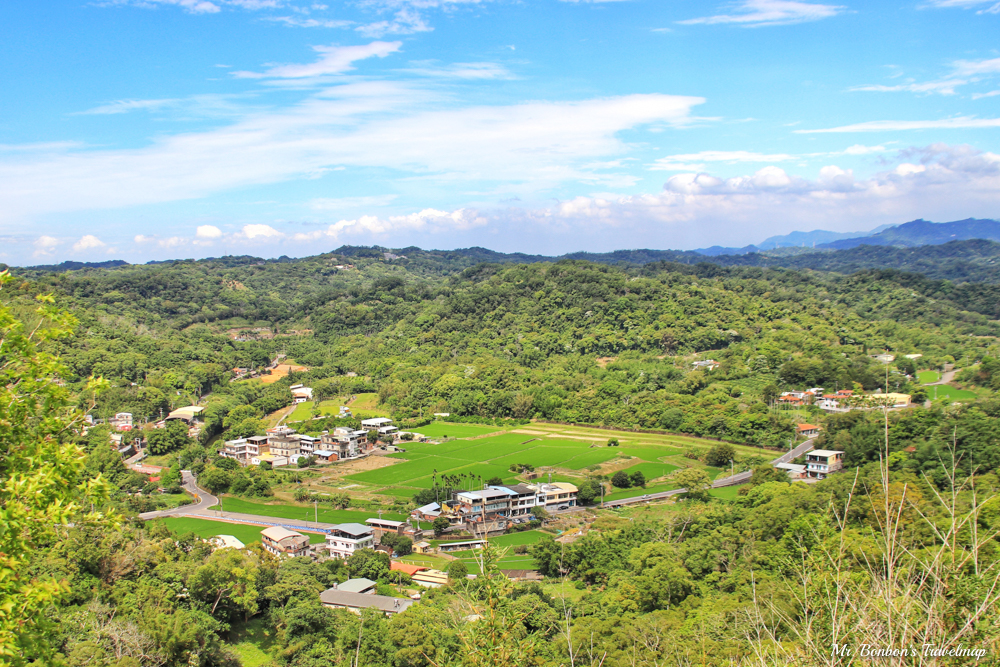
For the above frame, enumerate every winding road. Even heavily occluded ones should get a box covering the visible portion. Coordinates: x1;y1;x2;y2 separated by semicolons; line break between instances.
602;437;817;508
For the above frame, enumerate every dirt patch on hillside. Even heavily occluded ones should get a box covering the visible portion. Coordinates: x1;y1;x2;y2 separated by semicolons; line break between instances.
334;456;397;473
511;429;548;435
596;357;618;368
260;363;309;384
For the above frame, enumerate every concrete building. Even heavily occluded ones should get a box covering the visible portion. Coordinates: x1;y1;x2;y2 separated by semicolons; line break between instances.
335;578;377;595
805;450;845;479
530;482;578;509
453;488;515;521
490;484;536;516
260;527;310;558
796;423;821;437
268;436;301;459
326;523;375;560
319;588;413;615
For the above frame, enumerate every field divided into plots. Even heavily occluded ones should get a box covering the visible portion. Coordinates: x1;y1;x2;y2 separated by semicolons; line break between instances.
347;424;701;498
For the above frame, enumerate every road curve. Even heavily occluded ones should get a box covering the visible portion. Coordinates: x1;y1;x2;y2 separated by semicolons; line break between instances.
139;470;218;520
603;437;817;508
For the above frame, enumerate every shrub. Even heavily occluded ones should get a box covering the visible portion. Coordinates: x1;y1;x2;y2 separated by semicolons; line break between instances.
611;471;631;488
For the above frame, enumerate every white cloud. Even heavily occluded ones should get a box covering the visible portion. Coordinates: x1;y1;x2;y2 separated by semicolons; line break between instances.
240;224;283;238
77;98;180;115
796;116;1000;133
951;57;1000;76
0;91;704;222
485;144;1000;249
851;57;1000;97
403;61;514;79
267;15;353;28
196;224;223;238
291;207;485;241
309;195;398;210
972;90;1000;100
72;235;106;252
851;80;965;95
678;0;844;27
356;8;431;37
650;150;796;171
922;0;1000;13
105;0;222;14
234;41;402;78
33;236;60;257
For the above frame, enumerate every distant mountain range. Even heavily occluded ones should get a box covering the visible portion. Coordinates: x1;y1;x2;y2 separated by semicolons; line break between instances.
695;224;898;255
12;217;1000;285
816;218;1000;250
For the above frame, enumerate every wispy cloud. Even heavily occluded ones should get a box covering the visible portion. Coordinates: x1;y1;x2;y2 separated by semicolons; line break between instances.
403;61;514;79
234;41;402;78
267;15;353;28
796;116;1000;133
76;98;180;115
356;7;431;37
650;150;797;171
850;57;1000;97
922;0;1000;13
309;194;399;210
0;91;704;222
291;207;485;242
72;235;106;252
678;0;845;27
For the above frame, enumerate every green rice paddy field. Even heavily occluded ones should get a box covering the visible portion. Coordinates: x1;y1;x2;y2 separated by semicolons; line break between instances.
349;431;686;496
207;496;420;526
157;517;327;545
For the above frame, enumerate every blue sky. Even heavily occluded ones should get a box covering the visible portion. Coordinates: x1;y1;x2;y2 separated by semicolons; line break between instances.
2;0;999;264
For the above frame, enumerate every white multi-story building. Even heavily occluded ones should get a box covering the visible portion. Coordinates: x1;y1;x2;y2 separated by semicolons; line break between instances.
805;450;845;479
529;482;579;509
491;484;536;516
453;488;515;521
326;523;375;559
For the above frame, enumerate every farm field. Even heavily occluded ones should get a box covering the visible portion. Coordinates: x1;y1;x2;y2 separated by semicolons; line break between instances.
604;480;681;502
618;461;679;482
918;370;941;384
157;517;327;545
209;496;416;525
709;486;742;501
414;422;504;439
341;420;752;500
489;530;548;548
287;401;313;422
928;384;978;401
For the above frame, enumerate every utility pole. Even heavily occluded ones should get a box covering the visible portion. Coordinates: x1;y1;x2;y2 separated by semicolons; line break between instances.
314;499;318;528
730;459;734;479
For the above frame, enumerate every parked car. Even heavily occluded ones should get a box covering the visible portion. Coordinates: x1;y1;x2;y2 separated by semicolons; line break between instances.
557;504;569;511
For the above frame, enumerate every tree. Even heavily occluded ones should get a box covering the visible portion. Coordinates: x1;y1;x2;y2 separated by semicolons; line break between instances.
198;467;232;495
484;476;503;486
672;468;711;500
705;443;736;468
293;486;311;502
433;516;451;537
446;560;468;581
188;548;263;621
630;471;646;488
145;419;191;455
530;506;548;521
607;438;619;447
0;278;112;663
749;465;790;486
576;483;597;505
347;549;390;580
611;470;632;488
329;492;351;509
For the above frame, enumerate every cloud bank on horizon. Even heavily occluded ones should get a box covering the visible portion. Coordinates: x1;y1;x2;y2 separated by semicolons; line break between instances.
1;0;999;263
